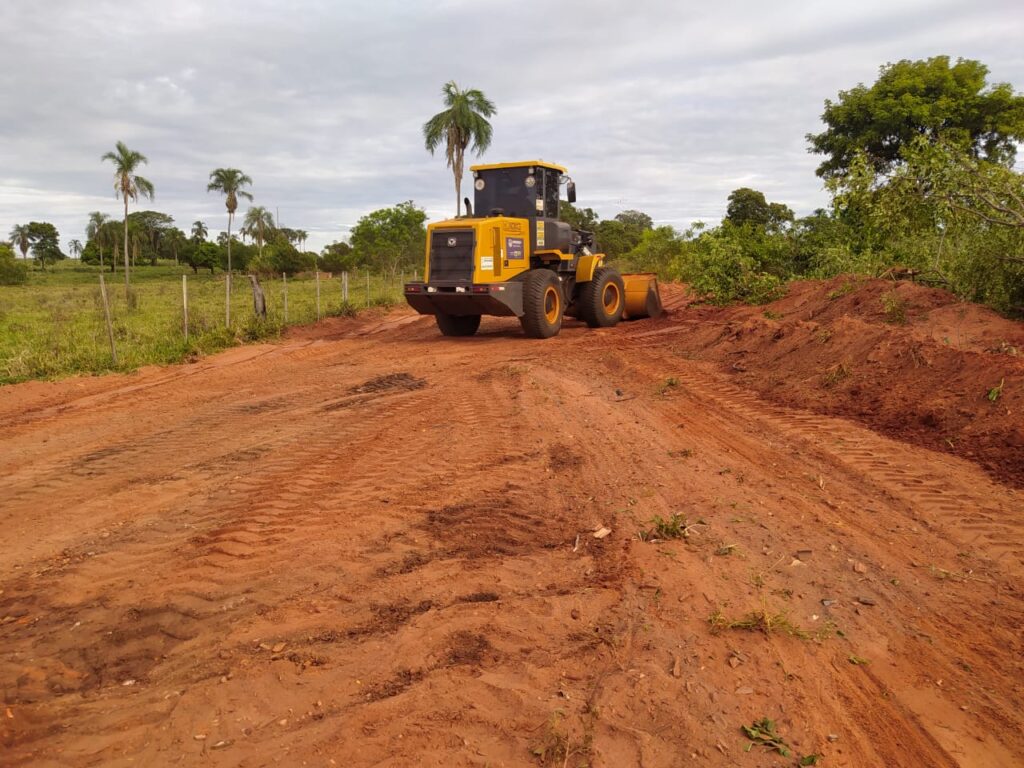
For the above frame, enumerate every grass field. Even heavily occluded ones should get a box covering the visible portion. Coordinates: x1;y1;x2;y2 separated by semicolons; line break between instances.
0;262;405;384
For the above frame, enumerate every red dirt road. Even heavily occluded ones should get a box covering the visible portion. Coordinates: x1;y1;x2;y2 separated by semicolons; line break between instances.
2;284;1022;767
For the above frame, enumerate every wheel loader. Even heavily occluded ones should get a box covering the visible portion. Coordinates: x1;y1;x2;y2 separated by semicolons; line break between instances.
404;160;662;338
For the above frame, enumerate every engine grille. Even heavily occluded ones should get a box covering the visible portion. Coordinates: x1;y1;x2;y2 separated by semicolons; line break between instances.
428;229;475;281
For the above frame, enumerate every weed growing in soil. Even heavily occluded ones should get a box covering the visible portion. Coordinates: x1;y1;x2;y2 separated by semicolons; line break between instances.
763;309;783;320
658;376;681;395
638;513;704;541
816;329;832;344
881;291;908;324
531;712;569;765
742;718;791;757
667;448;694;459
709;602;811;639
987;378;1005;402
823;361;851;387
827;281;856;300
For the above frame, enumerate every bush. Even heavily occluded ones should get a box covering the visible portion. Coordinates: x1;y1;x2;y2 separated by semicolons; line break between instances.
0;244;29;285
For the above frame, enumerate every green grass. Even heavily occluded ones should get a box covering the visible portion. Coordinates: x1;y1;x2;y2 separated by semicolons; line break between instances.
0;261;405;384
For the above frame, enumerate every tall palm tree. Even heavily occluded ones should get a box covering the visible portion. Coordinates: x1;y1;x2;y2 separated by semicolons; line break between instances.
191;220;208;243
296;229;308;252
423;81;497;217
9;224;31;260
101;141;154;297
87;211;110;270
242;206;275;259
69;239;83;259
207;168;253;326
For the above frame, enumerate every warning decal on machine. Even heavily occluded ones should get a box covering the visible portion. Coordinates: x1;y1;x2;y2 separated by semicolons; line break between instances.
506;237;524;260
480;256;494;271
536;221;545;248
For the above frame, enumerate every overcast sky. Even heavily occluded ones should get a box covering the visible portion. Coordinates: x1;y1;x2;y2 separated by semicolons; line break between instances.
2;0;1022;252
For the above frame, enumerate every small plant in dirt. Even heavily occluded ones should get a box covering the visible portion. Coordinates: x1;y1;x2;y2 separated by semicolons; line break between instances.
531;712;569;765
815;328;832;344
667;448;694;459
822;361;851;387
848;654;870;665
881;291;907;324
763;309;783;320
799;755;824;766
714;543;738;556
827;280;857;300
658;376;680;395
987;378;1004;402
638;513;703;541
709;602;811;639
741;717;791;757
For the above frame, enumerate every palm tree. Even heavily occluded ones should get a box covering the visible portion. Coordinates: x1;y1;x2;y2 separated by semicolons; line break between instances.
191;220;208;243
69;239;83;259
296;229;308;252
207;168;253;326
242;206;275;259
9;224;31;260
102;141;154;298
87;212;110;270
423;81;497;217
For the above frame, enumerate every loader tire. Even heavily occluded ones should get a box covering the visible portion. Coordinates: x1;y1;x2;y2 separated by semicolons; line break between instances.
578;267;625;328
520;269;563;339
436;313;481;337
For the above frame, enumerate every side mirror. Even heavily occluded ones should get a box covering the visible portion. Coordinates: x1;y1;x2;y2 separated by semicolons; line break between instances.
567;181;576;204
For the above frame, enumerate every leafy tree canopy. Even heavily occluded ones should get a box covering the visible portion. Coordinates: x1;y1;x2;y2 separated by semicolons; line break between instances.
725;188;794;231
808;56;1024;178
350;201;427;276
25;222;65;270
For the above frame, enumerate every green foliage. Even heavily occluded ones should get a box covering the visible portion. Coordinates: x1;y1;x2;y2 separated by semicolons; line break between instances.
423;81;497;217
559;201;599;231
249;232;313;275
725;188;793;231
0;243;29;285
350;201;427;276
808;56;1024;178
320;241;356;273
25;222;66;270
741;718;791;757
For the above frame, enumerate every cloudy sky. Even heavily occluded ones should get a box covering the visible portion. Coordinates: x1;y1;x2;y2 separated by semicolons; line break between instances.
2;0;1022;252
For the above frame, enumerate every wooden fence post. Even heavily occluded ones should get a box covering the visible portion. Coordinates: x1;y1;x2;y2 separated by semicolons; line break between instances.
283;273;289;323
249;274;267;319
182;274;189;341
366;271;370;307
315;270;321;320
99;274;118;365
342;270;349;304
225;272;232;328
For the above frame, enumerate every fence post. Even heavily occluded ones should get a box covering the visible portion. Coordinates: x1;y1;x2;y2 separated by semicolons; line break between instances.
315;269;321;320
182;274;189;342
99;274;118;365
342;270;349;304
366;271;370;307
283;273;288;323
225;272;231;328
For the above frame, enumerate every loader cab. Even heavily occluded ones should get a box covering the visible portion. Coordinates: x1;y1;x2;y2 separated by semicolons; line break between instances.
470;161;567;220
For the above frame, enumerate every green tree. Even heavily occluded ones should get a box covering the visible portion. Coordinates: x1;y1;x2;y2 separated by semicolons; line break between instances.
423;81;497;217
191;220;208;243
320;241;355;273
207;168;253;325
9;224;31;260
808;56;1024;178
242;206;275;260
725;188;795;232
349;201;427;278
25;222;65;270
102;141;154;295
86;212;111;270
68;239;83;259
559;202;600;231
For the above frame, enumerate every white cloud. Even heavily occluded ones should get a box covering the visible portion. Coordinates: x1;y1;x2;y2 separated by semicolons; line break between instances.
0;0;1021;250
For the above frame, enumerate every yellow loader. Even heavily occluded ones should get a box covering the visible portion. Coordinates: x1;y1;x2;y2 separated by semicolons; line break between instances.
404;161;662;338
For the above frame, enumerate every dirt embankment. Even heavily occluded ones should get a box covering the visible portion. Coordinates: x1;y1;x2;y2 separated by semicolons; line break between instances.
0;281;1022;767
641;276;1024;488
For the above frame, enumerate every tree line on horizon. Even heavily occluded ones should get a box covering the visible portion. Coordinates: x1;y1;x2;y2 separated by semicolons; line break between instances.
4;57;1024;314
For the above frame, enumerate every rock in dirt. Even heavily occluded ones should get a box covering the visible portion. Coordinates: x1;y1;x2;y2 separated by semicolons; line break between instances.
592;527;612;539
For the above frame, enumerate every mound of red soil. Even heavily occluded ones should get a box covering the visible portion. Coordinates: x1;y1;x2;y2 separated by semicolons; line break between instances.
658;276;1024;487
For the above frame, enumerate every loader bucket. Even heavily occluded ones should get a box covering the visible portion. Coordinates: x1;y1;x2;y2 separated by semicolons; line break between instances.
621;273;663;320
